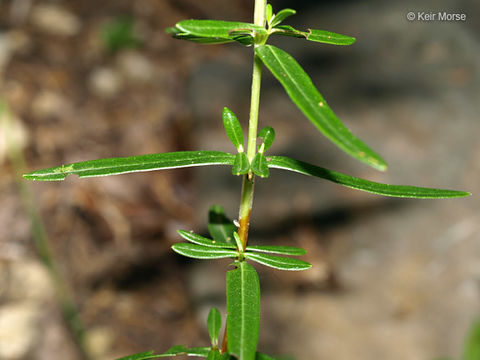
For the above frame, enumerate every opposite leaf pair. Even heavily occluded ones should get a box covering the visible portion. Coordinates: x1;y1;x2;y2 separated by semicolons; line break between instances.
223;107;274;178
172;230;311;271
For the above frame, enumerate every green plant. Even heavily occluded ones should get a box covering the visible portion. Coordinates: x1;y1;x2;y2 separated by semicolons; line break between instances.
24;2;470;360
436;319;480;360
101;16;142;53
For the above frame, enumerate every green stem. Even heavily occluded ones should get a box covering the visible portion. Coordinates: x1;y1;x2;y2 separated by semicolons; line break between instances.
237;0;266;250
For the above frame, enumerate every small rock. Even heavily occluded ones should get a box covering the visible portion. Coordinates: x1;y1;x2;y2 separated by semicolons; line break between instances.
31;5;81;37
0;111;29;165
6;260;54;302
0;303;40;359
88;67;123;99
116;50;155;84
31;91;71;120
84;327;114;360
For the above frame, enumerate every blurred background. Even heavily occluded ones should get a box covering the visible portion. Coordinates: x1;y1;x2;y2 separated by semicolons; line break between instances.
0;0;479;359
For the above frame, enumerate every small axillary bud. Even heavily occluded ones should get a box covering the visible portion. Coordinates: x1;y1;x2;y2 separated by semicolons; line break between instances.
237;144;244;153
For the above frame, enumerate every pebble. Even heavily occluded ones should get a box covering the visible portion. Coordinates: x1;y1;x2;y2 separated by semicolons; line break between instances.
0;112;29;165
88;67;123;99
31;91;71;120
116;50;155;84
31;5;81;37
0;303;41;359
6;260;54;301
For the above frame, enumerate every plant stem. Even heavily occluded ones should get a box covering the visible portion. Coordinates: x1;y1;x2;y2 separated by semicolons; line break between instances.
237;0;266;250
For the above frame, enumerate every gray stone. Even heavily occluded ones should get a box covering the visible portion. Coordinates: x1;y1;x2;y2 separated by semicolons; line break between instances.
31;5;81;37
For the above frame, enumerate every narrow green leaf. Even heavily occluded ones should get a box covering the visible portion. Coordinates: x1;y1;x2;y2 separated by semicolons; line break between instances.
256;353;277;360
207;308;222;346
251;153;269;178
177;230;235;249
233;152;250;175
173;34;238;45
306;29;356;45
115;346;211;360
208;205;237;245
175;20;266;40
246;245;306;256
223;107;244;151
271;25;303;38
258;127;275;151
266;4;273;24
272;26;355;46
267;155;471;199
270;9;296;28
227;262;260;360
182;347;212;357
116;351;155;360
233;232;244;253
245;253;311;271
464;320;480;360
165;27;180;35
24;151;235;181
255;45;386;171
162;346;210;357
172;243;238;260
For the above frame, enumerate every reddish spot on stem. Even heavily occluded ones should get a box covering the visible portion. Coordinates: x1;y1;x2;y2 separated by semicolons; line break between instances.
221;326;228;353
238;209;251;249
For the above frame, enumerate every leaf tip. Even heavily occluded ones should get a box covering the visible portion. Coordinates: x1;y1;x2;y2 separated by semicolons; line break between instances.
366;155;388;172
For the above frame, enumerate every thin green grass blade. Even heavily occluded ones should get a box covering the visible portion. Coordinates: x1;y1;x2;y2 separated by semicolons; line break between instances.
245;253;311;271
270;9;296;27
207;308;222;346
246;245;306;256
177;230;236;249
227;262;260;360
255;45;386;171
267;156;471;199
24;151;235;181
208;205;237;245
172;243;238;260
